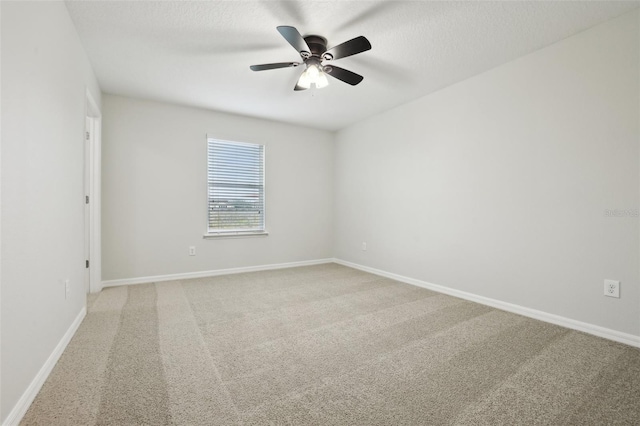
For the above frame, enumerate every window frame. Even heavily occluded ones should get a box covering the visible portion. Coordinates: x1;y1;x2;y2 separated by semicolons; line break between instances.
203;137;268;239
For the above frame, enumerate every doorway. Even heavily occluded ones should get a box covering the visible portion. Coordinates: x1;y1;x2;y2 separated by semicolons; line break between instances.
84;89;102;294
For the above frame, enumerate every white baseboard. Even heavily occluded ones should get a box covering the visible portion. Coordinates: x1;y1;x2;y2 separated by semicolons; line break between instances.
3;307;87;426
334;258;640;349
102;258;335;288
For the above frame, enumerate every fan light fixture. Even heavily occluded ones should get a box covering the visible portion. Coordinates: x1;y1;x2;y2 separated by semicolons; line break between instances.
297;63;329;89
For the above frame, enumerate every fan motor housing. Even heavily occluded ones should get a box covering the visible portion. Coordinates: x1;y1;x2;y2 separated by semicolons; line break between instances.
303;35;328;57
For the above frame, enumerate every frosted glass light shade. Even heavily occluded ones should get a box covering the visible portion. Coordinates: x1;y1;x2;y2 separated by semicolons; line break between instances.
316;72;329;88
297;63;329;89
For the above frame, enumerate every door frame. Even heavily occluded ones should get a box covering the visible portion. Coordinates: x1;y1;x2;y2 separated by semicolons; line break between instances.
85;89;102;293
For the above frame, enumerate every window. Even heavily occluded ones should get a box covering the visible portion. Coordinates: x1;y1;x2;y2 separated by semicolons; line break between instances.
206;138;266;237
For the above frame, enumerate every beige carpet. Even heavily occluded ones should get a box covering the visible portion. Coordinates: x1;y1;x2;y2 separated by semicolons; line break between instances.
21;263;640;425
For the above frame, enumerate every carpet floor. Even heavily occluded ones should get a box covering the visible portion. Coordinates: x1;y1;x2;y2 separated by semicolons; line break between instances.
21;263;640;425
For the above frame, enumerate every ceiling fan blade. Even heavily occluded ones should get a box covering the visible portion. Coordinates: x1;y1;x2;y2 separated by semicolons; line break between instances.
324;66;364;86
250;62;299;71
276;26;311;55
324;36;371;60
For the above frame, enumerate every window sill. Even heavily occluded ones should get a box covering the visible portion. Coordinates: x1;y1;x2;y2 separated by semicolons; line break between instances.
203;231;269;240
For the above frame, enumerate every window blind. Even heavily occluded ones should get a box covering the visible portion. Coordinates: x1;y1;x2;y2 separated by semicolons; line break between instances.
207;139;265;234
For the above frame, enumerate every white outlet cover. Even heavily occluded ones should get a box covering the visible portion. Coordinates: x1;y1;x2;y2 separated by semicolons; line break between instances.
604;279;620;298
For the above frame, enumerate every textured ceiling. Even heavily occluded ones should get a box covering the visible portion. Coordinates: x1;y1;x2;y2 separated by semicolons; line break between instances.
65;1;639;131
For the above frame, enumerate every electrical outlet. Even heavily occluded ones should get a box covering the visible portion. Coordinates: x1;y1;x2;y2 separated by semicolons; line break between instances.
362;242;367;251
64;279;70;299
604;279;620;298
189;246;196;256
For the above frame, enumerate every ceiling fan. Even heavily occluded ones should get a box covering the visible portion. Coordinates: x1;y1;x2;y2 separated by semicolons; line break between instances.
250;26;371;91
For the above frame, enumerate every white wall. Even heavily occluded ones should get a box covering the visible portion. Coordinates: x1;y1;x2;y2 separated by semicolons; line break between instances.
334;10;640;336
1;1;101;422
102;95;334;281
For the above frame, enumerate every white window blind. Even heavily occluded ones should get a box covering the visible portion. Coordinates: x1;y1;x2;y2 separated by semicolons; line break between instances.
207;139;265;235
